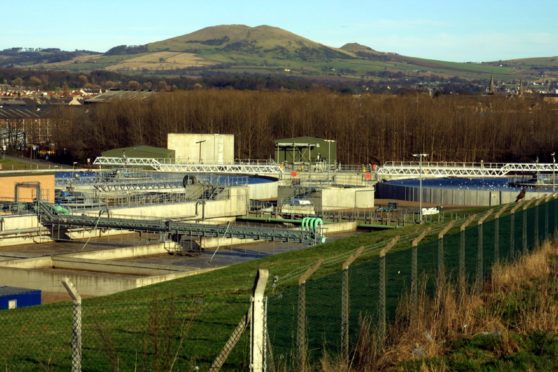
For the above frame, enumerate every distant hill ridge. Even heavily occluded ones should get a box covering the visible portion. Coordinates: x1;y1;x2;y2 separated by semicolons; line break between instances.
1;24;557;81
144;24;354;60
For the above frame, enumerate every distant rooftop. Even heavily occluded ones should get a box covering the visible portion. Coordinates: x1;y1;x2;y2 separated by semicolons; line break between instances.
101;145;174;159
84;89;155;104
0;106;53;119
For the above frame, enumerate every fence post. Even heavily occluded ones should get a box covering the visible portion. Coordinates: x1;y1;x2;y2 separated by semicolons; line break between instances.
459;214;477;292
61;278;81;372
534;198;542;248
340;247;364;361
297;259;322;370
378;236;400;347
545;195;550;239
476;209;493;289
494;204;509;265
250;269;269;372
509;202;523;259
211;270;270;371
522;199;535;255
437;221;455;283
411;228;432;322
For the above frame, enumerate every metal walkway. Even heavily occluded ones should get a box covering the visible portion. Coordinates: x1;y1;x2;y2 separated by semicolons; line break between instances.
36;202;320;244
377;161;558;178
93;180;184;192
93;156;282;175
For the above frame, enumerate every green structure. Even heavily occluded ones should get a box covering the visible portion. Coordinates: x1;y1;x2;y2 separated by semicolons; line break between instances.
274;137;337;165
101;145;175;160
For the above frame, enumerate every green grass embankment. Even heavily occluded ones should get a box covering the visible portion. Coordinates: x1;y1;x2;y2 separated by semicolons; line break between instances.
0;207;492;370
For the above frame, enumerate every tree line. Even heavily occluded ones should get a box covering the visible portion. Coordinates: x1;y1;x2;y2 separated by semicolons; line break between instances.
49;90;558;165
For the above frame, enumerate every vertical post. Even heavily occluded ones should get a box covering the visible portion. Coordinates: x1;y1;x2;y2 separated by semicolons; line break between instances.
297;260;322;370
459;214;477;292
378;237;400;347
437;221;455;283
522;206;528;254
545;196;550;239
61;278;81;372
494;204;509;264
411;228;432;322
341;248;364;361
250;269;269;372
412;153;428;223
552;152;556;193
509;202;523;259
534;198;541;248
419;158;423;223
521;199;534;255
476;210;493;289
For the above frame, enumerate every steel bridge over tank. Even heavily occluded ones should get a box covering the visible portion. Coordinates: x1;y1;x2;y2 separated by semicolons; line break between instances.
377;161;558;179
35;202;320;244
93;156;282;176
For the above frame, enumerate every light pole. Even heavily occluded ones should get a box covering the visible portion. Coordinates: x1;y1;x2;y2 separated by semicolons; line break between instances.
324;139;335;168
413;153;428;223
552;152;556;192
196;140;206;163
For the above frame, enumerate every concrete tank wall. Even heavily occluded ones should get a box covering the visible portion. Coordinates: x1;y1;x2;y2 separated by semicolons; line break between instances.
279;185;374;212
376;183;547;207
83;186;248;219
0;215;40;231
248;182;278;200
319;187;374;211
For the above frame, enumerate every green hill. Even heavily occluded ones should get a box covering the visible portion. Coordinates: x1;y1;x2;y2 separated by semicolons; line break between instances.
3;24;557;81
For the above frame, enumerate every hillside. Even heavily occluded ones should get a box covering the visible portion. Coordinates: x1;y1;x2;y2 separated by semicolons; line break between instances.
2;25;557;80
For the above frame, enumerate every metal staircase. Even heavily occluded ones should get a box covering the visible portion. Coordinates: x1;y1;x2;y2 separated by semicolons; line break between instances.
34;202;321;244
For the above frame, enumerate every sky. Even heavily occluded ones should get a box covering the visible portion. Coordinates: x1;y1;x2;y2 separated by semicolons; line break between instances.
2;0;557;62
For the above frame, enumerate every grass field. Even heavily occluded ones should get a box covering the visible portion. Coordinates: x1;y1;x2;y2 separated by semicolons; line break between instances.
0;157;56;171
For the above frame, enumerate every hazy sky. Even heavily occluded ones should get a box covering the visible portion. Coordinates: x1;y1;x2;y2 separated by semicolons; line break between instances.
2;0;557;62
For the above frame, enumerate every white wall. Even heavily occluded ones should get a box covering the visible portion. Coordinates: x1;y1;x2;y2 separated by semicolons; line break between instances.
167;133;234;164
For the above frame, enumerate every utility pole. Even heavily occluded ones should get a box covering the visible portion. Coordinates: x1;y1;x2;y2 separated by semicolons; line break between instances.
196;140;206;163
552;152;556;192
413;153;428;223
324;139;335;168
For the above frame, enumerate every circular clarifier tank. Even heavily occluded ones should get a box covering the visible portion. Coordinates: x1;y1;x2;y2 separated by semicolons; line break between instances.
376;177;550;206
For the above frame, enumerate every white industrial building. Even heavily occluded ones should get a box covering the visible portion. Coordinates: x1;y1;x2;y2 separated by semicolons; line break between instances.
167;133;234;164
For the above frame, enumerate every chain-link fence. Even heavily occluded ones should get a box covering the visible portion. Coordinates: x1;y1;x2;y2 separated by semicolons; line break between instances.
1;197;556;370
0;286;255;370
267;196;558;367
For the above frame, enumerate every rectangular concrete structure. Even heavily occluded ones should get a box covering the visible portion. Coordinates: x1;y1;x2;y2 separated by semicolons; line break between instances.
0;174;54;202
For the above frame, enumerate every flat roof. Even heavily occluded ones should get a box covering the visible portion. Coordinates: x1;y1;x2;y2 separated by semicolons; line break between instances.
0;286;41;296
102;145;175;159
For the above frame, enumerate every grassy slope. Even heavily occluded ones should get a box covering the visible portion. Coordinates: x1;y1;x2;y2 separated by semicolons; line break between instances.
0;156;56;170
0;213;468;370
403;242;558;371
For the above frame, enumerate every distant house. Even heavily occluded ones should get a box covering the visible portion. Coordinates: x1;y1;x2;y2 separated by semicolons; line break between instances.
68;96;82;106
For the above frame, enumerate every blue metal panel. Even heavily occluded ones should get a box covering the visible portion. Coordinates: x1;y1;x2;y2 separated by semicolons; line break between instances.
0;287;41;310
